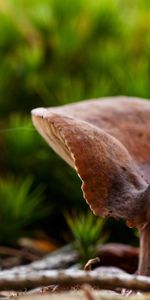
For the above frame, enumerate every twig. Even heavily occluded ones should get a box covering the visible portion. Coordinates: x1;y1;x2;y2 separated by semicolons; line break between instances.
82;284;96;300
1;269;150;291
84;258;100;271
0;246;39;261
28;244;78;270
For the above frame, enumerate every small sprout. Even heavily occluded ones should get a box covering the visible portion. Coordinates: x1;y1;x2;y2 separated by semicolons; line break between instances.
66;212;107;266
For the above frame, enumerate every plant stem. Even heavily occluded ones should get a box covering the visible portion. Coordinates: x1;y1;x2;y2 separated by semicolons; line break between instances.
138;223;150;276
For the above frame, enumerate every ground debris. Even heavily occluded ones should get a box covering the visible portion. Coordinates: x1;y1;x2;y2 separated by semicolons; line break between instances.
11;290;150;300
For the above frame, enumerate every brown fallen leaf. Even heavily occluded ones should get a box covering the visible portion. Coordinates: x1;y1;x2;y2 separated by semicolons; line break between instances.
97;243;138;274
19;238;58;254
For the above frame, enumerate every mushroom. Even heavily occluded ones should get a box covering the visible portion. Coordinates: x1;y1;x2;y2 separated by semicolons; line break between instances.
31;96;150;276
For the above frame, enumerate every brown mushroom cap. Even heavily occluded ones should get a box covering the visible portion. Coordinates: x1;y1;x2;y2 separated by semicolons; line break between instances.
31;96;150;227
32;96;150;182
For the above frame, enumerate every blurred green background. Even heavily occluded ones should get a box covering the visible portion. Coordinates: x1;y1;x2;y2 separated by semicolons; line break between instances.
0;0;150;246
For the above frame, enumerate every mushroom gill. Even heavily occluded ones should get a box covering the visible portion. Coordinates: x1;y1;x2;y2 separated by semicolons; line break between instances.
32;110;74;168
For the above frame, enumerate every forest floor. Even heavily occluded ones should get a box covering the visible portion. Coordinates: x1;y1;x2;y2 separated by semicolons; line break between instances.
0;242;150;299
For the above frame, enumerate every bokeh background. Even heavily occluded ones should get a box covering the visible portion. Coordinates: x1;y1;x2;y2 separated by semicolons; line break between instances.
0;0;150;247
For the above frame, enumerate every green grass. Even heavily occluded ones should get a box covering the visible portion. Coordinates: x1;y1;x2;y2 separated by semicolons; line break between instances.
0;176;47;245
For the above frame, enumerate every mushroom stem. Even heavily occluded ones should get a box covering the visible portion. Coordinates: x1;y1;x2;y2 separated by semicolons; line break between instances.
138;223;150;276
